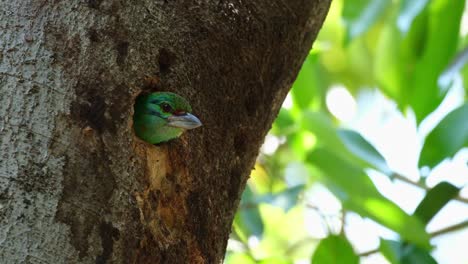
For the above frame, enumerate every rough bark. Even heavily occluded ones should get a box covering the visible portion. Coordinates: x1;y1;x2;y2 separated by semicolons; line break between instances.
0;1;330;263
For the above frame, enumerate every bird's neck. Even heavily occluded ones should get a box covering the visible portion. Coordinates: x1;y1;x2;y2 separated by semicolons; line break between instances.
152;125;184;143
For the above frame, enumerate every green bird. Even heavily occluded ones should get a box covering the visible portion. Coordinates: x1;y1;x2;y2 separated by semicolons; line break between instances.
133;92;202;144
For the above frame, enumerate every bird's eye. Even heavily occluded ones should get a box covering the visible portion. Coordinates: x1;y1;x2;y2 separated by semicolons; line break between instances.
161;103;173;113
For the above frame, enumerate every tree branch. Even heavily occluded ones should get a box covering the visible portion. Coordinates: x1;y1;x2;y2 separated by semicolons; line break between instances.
391;173;468;204
430;219;468;238
359;248;379;257
359;219;468;257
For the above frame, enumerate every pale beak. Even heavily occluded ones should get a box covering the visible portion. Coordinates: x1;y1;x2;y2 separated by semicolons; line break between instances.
167;113;202;129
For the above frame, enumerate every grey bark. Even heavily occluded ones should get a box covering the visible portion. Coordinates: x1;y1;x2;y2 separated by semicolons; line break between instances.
0;1;330;263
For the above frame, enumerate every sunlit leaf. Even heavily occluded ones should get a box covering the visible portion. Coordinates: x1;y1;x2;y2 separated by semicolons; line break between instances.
308;148;430;249
291;54;321;110
303;112;391;172
346;38;378;90
374;23;407;106
413;181;460;224
376;0;464;119
307;148;379;197
419;103;468;168
301;111;347;153
409;0;465;123
272;108;296;136
250;164;271;194
462;55;468;95
342;0;391;43
311;235;359;264
352;198;430;250
289;131;317;161
397;0;430;33
259;205;310;259
258;257;293;264
291;70;314;111
225;253;256;264
338;129;391;174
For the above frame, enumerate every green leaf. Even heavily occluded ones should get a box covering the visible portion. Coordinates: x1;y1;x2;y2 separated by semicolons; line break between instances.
308;148;379;198
272;108;296;136
258;257;293;264
380;239;402;264
375;3;430;108
308;148;431;249
303;112;391;173
462;54;468;95
342;0;391;43
235;206;263;238
259;205;311;259
225;253;256;264
256;185;305;212
380;240;437;264
401;244;437;264
397;0;430;33
376;0;465;120
413;181;460;224
374;23;407;106
311;235;359;264
338;129;391;174
301;111;348;153
438;48;468;88
289;131;317;161
291;54;321;110
419;103;468;168
237;186;264;238
409;0;465;123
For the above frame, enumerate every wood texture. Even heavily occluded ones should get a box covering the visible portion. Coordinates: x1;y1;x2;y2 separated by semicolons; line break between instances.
0;0;330;263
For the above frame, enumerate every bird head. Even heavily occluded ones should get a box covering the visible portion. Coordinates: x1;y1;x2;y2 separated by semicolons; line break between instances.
133;92;202;144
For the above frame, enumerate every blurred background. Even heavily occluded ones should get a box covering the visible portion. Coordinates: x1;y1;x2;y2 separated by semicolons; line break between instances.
225;0;468;263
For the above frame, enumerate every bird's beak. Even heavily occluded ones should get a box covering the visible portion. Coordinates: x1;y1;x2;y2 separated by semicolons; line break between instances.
167;113;202;129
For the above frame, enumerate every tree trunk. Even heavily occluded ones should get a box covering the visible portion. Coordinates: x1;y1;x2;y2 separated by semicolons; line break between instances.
0;1;330;263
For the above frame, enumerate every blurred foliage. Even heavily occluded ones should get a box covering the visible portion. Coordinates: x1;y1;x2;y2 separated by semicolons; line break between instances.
227;0;468;263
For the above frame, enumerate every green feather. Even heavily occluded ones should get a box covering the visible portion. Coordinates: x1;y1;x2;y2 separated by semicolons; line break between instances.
133;92;201;144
